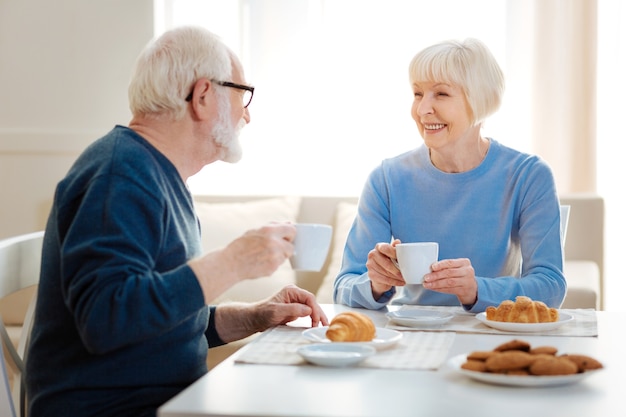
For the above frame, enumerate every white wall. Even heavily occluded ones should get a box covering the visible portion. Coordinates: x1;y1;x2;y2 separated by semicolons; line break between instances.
0;0;154;239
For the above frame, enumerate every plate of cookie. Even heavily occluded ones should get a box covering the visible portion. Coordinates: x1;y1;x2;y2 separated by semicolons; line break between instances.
476;312;574;332
448;339;604;387
449;354;602;387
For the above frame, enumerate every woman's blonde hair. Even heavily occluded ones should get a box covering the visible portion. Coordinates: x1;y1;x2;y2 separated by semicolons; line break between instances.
409;38;504;125
128;26;232;120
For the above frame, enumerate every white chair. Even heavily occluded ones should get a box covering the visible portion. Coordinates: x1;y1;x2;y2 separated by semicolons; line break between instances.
0;231;44;417
559;194;604;310
1;342;17;417
560;204;571;246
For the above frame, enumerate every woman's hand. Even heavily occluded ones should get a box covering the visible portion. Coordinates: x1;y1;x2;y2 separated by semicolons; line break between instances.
423;258;478;305
366;239;405;299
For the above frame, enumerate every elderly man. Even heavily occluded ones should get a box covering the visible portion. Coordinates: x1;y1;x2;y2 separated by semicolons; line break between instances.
26;26;328;417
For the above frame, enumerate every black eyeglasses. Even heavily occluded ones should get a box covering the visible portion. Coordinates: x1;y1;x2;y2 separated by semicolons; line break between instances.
185;80;255;108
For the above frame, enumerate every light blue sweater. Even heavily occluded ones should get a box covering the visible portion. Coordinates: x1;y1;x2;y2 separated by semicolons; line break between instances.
334;139;566;313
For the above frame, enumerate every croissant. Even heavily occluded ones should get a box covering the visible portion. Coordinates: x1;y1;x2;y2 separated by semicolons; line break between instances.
485;296;559;323
326;312;376;342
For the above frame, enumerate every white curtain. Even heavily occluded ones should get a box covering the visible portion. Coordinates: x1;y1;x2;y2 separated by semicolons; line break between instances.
597;0;626;312
529;0;597;193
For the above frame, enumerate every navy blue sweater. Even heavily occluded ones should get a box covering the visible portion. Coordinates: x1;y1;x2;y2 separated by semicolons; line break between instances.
27;126;223;416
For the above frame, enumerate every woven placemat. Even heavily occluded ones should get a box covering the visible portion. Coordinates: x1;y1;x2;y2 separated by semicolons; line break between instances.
235;325;455;370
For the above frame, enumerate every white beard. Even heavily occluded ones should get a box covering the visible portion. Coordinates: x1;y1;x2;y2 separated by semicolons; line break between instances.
217;118;245;163
212;93;245;163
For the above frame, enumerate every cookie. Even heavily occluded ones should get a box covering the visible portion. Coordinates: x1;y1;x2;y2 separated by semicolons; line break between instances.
529;356;578;376
466;351;495;361
530;346;558;356
560;354;604;372
531;353;558;362
493;339;531;352
485;350;534;371
502;368;530;376
461;359;487;372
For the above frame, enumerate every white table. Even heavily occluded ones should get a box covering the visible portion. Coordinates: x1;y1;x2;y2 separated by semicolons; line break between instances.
158;304;624;417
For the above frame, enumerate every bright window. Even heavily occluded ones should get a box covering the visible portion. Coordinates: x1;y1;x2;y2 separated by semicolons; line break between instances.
155;0;513;196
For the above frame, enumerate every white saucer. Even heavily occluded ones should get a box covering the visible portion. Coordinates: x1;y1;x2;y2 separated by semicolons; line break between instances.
476;312;573;332
297;343;376;367
301;327;402;350
386;310;454;327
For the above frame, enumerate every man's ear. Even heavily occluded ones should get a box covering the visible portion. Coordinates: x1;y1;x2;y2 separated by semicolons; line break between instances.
189;78;214;119
193;78;212;103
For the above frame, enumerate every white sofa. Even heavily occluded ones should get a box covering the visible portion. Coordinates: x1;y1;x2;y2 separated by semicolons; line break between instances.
192;194;604;307
0;193;604;372
191;193;604;368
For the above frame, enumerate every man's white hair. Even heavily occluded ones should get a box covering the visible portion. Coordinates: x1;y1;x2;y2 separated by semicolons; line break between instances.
128;26;232;120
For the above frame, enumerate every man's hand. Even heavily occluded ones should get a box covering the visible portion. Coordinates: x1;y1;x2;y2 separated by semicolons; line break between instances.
189;223;297;304
214;285;329;343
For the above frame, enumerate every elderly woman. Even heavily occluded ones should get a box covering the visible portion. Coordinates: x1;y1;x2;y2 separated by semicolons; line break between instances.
333;38;566;313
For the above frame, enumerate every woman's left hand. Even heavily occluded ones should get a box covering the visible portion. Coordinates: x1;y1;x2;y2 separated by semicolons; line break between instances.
423;258;478;305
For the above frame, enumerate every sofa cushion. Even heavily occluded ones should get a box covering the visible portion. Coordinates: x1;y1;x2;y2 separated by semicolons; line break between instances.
561;260;600;309
194;196;301;304
316;202;358;303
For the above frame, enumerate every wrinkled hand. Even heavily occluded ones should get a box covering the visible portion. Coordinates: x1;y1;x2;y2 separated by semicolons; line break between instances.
224;223;297;280
252;285;329;329
190;223;298;304
213;285;328;344
366;239;405;299
423;258;478;305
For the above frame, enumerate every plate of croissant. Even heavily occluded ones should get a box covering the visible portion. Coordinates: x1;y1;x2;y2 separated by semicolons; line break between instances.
302;311;402;349
477;296;573;332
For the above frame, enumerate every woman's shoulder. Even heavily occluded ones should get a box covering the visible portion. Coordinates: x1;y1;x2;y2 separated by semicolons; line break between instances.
490;139;549;168
380;146;427;169
489;139;555;191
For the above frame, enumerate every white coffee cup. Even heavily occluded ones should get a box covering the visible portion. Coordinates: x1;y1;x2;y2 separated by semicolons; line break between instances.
395;242;439;284
289;223;333;271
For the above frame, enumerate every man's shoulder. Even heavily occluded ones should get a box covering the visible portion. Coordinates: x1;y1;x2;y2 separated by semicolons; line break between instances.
81;126;162;174
59;126;167;196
